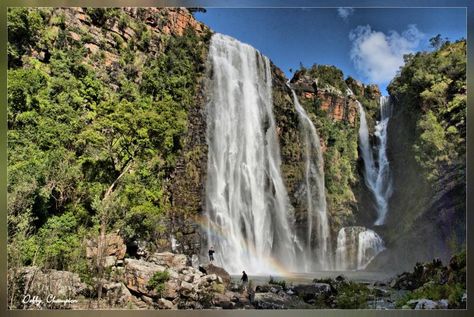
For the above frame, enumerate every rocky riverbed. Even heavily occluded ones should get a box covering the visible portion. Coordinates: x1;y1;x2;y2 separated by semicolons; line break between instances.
8;234;466;310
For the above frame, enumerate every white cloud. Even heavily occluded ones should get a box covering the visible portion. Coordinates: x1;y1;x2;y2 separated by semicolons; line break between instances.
337;8;355;20
349;24;424;84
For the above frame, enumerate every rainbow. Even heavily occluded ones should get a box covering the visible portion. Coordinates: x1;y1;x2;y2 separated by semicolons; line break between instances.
194;215;297;277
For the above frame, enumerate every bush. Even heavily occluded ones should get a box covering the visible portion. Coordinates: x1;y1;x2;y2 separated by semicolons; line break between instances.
268;276;287;288
147;270;170;296
334;281;371;309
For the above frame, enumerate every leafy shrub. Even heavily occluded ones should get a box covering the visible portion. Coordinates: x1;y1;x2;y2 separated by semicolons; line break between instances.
147;270;170;296
268;276;287;288
334;281;371;309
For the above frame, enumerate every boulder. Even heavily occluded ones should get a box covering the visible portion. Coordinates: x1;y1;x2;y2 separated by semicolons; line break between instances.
407;298;447;309
157;298;175;309
148;252;187;270
413;299;440;310
253;292;287;309
86;233;127;260
18;267;87;300
203;264;231;286
180;281;194;292
123;259;167;296
213;292;233;309
162;280;179;299
438;299;449;309
292;283;332;301
104;255;117;268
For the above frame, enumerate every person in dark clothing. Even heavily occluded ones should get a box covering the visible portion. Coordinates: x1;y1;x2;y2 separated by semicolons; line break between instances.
241;270;248;289
208;247;215;263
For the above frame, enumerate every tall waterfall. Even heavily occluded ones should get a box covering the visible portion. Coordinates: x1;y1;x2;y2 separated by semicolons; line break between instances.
204;34;298;274
357;97;393;225
335;226;385;270
289;88;331;271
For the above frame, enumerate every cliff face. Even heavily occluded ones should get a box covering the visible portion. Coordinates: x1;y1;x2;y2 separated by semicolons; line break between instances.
7;7;212;265
368;40;466;271
291;69;359;126
274;65;380;240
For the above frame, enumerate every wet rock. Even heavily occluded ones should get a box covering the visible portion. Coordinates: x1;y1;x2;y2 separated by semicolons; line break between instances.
438;299;449;309
406;298;449;309
410;299;439;309
371;287;390;297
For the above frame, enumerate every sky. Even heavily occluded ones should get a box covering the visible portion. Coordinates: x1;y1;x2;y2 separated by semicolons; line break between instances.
195;8;466;94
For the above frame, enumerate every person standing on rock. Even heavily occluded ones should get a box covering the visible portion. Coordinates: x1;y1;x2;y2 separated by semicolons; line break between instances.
208;246;215;263
241;270;248;290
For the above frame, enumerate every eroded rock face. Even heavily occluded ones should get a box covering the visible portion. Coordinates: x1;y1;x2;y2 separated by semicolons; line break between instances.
203;264;231;286
11;267;88;308
86;233;127;261
290;70;359;125
123;259;167;296
292;283;332;301
148;252;187;271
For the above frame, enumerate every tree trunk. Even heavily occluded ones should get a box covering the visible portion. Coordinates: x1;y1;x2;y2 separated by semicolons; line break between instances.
96;162;132;304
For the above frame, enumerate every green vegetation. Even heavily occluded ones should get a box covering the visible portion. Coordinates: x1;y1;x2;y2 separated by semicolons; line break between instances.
268;276;287;288
397;282;464;308
311;277;373;309
147;270;171;295
388;39;466;181
305;64;349;93
334;281;371;309
7;8;209;276
296;84;359;229
396;251;466;308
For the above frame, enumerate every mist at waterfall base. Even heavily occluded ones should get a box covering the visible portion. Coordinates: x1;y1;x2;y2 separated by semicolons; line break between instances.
203;33;388;276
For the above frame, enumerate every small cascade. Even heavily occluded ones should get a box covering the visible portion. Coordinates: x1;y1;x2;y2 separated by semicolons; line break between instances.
170;235;178;252
191;254;199;268
289;87;331;271
357;97;393;225
335;226;385;270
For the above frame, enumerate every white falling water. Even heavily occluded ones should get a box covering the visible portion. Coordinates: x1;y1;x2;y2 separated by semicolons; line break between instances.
335;226;385;270
204;34;299;274
170;235;178;252
357;97;393;225
289;88;331;271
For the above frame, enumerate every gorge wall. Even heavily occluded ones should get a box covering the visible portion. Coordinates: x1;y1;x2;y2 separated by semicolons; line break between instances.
7;7;466;275
368;40;466;271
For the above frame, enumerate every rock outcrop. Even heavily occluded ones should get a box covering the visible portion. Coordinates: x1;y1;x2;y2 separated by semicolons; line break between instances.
86;233;127;267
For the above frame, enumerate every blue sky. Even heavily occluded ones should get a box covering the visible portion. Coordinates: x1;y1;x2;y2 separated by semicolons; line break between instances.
195;8;466;94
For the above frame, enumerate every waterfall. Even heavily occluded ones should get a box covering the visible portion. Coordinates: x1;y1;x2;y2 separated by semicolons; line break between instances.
335;226;385;270
289;88;331;271
357;97;393;225
204;34;298;274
